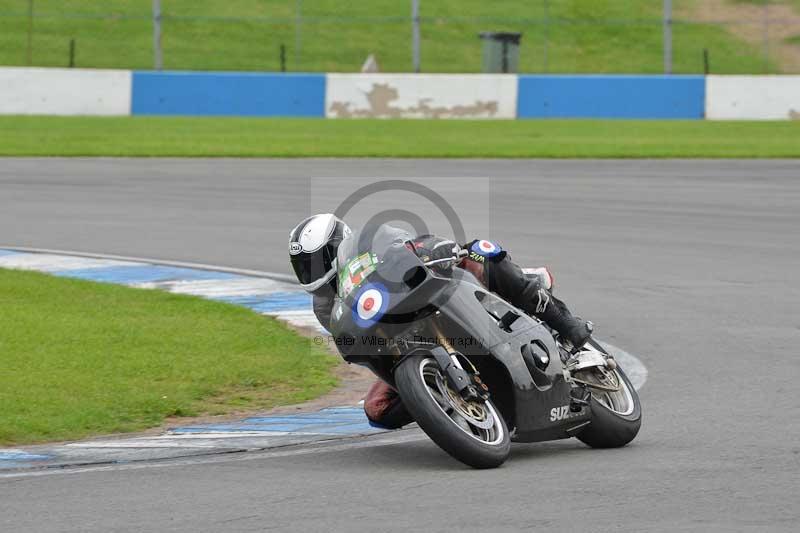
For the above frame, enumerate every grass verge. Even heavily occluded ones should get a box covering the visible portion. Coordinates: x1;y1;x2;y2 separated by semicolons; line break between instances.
1;116;799;158
0;268;337;446
0;0;773;73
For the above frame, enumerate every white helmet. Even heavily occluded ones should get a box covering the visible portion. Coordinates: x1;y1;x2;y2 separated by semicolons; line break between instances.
288;214;351;293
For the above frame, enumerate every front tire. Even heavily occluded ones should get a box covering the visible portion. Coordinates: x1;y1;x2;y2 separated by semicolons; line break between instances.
394;354;510;469
576;366;642;448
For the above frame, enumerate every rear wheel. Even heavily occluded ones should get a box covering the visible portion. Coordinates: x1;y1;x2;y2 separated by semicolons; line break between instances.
394;354;510;469
576;365;642;448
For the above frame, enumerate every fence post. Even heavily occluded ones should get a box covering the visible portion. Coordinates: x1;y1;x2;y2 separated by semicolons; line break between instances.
26;0;34;65
663;0;672;74
762;3;770;73
543;0;549;72
295;0;302;70
412;0;421;73
152;0;163;70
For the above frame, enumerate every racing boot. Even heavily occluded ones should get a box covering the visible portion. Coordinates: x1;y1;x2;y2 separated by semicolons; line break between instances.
536;294;593;351
478;251;594;350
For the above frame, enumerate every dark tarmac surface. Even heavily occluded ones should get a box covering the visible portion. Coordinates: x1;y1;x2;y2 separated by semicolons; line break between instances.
1;159;798;532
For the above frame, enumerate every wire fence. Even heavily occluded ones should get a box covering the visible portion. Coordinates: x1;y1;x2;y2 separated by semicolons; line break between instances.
2;1;799;74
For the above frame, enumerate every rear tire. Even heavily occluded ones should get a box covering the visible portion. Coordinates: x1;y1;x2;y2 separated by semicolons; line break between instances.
577;366;642;448
394;354;510;469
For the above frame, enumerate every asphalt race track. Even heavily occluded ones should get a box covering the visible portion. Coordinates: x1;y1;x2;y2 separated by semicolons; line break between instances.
1;159;798;531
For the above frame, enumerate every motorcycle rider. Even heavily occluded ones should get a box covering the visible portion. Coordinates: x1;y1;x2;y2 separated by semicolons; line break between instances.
288;213;593;429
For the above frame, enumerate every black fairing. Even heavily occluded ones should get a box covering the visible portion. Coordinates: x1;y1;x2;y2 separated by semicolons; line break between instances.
328;226;590;442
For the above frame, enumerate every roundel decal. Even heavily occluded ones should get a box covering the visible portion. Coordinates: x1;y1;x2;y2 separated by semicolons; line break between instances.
289;242;303;255
471;239;502;257
352;283;389;328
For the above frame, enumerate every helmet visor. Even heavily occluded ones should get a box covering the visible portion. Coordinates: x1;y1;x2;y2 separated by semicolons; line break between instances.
291;253;315;286
291;246;336;288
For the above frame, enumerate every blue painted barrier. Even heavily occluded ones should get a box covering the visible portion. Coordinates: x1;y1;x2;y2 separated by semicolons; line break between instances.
131;71;326;117
517;75;706;119
6;67;798;120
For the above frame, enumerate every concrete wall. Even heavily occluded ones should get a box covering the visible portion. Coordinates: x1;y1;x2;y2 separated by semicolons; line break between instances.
517;75;706;119
706;75;800;120
0;68;130;116
131;72;326;117
1;67;798;120
325;74;518;119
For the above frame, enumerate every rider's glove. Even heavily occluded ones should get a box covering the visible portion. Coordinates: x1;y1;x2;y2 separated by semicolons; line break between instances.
427;240;461;270
429;239;460;261
409;236;462;270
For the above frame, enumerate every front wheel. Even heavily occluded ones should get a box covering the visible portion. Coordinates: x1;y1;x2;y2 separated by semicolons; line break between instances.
576;365;642;448
394;354;510;469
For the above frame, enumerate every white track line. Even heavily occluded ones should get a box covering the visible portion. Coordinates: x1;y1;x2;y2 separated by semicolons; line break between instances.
0;253;138;272
0;245;296;282
132;277;295;295
0;432;428;479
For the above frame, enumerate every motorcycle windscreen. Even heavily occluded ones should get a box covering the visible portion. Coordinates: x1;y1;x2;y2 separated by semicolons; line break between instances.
336;223;450;327
336;224;419;297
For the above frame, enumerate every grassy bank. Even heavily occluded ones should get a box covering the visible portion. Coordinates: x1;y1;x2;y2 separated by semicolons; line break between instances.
1;116;798;158
0;0;774;73
0;268;337;445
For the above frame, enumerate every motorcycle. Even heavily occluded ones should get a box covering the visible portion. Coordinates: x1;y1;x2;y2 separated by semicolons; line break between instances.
328;224;641;468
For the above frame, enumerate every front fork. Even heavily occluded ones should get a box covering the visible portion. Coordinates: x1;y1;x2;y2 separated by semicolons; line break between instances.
427;345;489;403
428;318;489;402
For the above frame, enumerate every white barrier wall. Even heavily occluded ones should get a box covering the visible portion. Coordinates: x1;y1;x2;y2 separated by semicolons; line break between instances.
326;74;517;119
0;68;131;116
706;75;800;120
3;68;800;121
